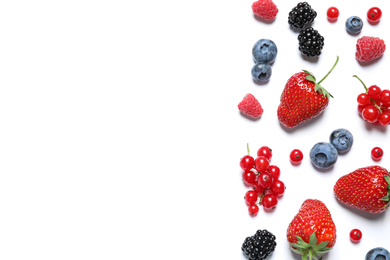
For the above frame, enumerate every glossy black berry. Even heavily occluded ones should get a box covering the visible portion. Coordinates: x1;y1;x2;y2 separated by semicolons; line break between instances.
242;229;277;260
288;2;317;30
298;27;324;58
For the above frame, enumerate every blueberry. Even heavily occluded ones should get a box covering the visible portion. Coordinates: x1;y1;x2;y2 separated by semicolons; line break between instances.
329;128;353;153
346;16;363;34
366;247;390;260
252;39;277;64
310;142;338;169
251;63;272;82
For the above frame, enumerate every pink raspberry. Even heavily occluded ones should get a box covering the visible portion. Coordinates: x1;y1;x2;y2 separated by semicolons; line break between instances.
238;94;264;118
356;36;386;63
252;0;278;21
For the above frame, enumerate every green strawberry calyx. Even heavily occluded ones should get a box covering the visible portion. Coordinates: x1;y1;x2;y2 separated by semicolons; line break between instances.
379;174;390;206
303;56;339;99
289;232;330;260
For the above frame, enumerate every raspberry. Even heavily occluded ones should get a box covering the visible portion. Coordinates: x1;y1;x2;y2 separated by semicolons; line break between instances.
252;0;278;21
238;93;264;118
356;36;386;63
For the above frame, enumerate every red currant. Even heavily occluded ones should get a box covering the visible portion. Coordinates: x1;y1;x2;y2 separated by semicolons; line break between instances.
240;155;254;171
267;165;280;180
367;85;382;99
270;180;285;197
379;112;390;126
248;204;259;216
357;93;370;106
371;147;384;161
380;90;390;105
257;146;272;161
367;7;382;24
290;149;303;165
362;105;380;123
257;172;273;188
252;183;266;195
350;229;362;243
262;194;278;211
254;156;270;172
242;170;257;186
245;190;258;205
327;7;339;22
357;104;365;115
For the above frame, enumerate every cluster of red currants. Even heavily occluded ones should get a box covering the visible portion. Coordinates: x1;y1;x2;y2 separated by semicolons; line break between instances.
240;144;286;216
354;75;390;126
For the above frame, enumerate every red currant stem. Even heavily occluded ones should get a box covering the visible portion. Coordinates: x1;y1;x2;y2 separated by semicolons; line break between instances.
317;56;339;85
372;99;383;113
257;193;265;205
247;143;250;155
353;75;368;92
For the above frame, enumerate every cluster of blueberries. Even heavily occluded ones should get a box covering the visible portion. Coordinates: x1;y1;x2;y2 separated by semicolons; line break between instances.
251;39;277;83
310;128;353;169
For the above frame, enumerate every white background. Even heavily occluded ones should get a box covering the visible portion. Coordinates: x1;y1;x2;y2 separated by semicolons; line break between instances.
0;0;390;259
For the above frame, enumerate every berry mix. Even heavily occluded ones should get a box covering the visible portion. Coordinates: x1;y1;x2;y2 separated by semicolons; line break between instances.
239;1;389;260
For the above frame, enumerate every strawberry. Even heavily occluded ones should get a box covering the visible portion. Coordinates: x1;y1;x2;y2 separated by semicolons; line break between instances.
277;56;339;128
334;165;390;213
238;93;264;118
287;199;336;260
356;36;386;63
252;0;279;21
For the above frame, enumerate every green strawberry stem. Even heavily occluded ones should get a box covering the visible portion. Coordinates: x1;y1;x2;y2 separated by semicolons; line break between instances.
289;232;330;260
317;56;339;85
353;75;383;113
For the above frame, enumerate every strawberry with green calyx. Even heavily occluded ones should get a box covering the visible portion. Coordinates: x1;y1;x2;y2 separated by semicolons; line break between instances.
287;199;336;260
334;165;390;213
277;56;339;128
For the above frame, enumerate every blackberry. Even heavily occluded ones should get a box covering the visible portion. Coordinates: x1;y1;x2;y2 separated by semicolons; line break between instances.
241;229;277;260
288;2;317;30
298;27;324;58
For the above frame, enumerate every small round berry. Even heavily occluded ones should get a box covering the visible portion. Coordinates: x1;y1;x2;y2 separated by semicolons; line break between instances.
262;194;278;211
252;39;278;64
245;190;258;205
240;155;255;171
367;7;382;24
251;63;272;83
248;204;259;216
254;156;270;172
357;93;370;106
242;170;257;186
268;165;280;180
290;149;303;165
327;7;339;22
346;16;363;34
329;128;353;153
357;104;365;115
252;183;266;195
367;85;382;99
310;142;338;169
371;147;384;161
380;90;390;105
379;112;390;126
350;229;362;243
257;172;273;188
270;180;285;197
257;146;272;161
362;105;380;123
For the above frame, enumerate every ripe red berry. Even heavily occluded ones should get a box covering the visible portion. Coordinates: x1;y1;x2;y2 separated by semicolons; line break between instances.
356;36;386;63
252;0;279;21
350;229;362;243
367;7;382;24
254;156;270;172
262;194;278;210
240;155;255;171
379;112;390;126
371;147;384;161
248;204;259;216
242;170;257;186
290;149;303;165
367;85;382;99
238;93;264;118
362;105;380;123
257;146;272;161
380;89;390;105
357;104;365;115
270;180;285;197
357;93;370;106
253;183;266;195
327;7;339;22
257;172;273;188
268;165;280;180
245;190;259;205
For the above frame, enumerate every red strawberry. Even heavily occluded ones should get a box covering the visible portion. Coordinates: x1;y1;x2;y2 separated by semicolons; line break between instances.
238;93;264;118
356;36;386;63
277;56;339;128
287;199;336;260
334;165;390;213
252;0;278;21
